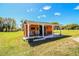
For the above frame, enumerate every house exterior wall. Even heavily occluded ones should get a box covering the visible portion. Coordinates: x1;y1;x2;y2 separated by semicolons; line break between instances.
24;24;28;37
24;23;54;37
29;24;39;36
44;25;52;36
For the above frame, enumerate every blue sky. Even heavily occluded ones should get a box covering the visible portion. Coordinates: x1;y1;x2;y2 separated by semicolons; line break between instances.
0;3;79;27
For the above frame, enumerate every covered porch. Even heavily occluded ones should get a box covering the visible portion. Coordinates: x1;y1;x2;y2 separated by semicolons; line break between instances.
23;20;61;40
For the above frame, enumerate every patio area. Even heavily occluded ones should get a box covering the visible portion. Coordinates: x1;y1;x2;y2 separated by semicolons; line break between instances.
33;33;63;42
27;34;70;47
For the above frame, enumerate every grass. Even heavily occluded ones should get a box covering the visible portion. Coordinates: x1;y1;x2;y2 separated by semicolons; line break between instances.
0;30;79;56
54;30;79;37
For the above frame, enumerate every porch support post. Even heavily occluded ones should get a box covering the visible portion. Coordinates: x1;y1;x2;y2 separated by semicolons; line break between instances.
38;25;39;36
59;25;62;36
24;24;26;37
52;25;54;35
42;25;44;37
27;24;30;37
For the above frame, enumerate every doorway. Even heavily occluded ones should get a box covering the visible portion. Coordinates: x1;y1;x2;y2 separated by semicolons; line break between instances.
39;25;42;36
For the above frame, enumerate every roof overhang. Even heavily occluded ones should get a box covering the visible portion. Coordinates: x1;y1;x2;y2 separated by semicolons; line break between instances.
24;20;59;26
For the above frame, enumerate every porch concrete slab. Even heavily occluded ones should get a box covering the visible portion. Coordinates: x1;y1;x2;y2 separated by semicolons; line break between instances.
33;34;63;42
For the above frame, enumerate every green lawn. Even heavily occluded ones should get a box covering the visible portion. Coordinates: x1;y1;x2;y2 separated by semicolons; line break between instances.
54;30;79;37
0;30;79;56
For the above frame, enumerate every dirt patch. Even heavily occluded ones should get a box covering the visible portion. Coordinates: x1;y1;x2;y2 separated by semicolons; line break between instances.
72;37;79;42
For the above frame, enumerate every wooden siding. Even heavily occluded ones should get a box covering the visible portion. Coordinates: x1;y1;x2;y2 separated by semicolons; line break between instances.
24;24;28;37
24;23;54;37
29;24;39;36
44;25;52;36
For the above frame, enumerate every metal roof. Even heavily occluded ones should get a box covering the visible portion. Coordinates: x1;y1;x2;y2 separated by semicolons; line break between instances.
24;20;59;26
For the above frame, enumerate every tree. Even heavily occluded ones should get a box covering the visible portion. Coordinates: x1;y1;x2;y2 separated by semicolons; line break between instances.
62;24;79;30
20;20;25;31
0;17;3;31
0;17;16;32
51;22;59;25
10;18;16;31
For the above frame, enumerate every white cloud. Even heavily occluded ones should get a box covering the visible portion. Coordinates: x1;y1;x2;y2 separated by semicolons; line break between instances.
74;5;79;10
26;9;30;12
30;8;33;11
26;8;33;12
40;9;42;12
37;16;41;19
42;15;46;18
37;14;46;19
54;12;61;16
43;6;51;10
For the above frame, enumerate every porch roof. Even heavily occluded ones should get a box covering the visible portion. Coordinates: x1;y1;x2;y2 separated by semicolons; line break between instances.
24;20;59;26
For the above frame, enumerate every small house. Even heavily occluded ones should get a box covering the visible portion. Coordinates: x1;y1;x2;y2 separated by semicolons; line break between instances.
23;20;60;40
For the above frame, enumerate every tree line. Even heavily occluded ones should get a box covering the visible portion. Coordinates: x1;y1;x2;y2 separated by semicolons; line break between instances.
51;22;79;30
0;17;79;32
0;17;16;32
61;24;79;30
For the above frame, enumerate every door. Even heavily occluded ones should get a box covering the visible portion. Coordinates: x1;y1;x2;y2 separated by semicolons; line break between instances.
39;25;42;36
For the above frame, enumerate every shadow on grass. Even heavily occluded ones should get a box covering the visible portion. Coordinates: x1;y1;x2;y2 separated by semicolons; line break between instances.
26;35;71;47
